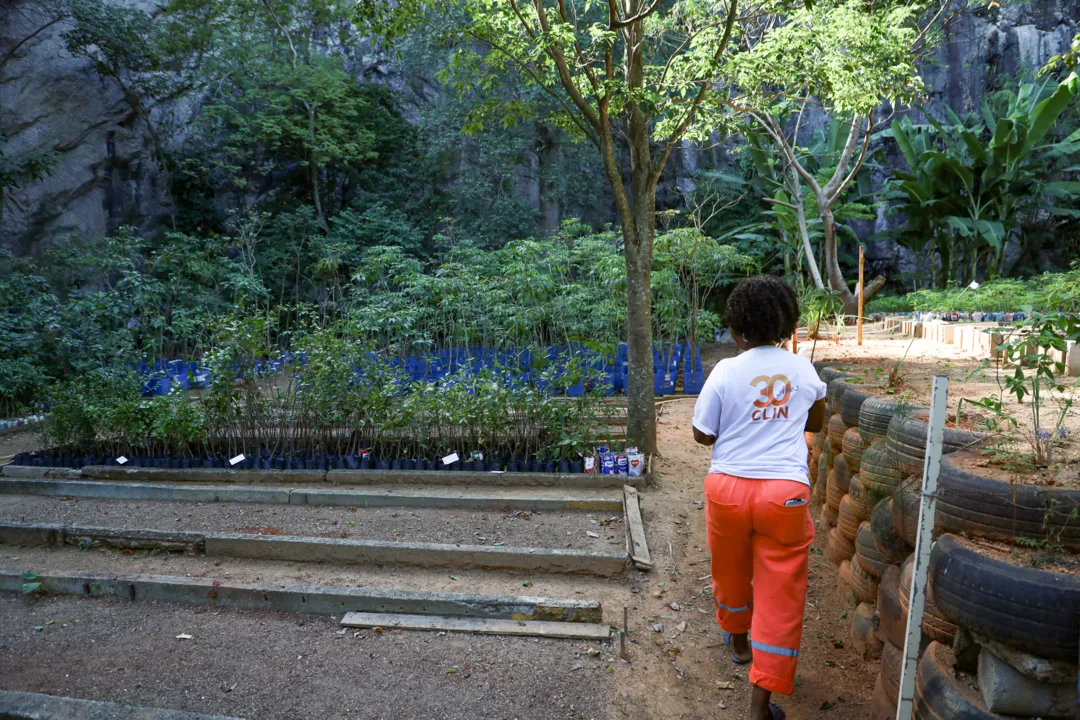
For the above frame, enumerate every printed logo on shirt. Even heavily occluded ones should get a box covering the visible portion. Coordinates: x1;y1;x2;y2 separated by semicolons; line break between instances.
750;374;792;422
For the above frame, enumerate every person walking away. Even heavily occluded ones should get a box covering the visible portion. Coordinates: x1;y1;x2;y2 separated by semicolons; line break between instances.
692;275;827;720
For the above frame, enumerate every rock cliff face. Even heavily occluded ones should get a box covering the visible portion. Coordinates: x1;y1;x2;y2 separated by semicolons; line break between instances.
1;0;173;253
2;1;1078;257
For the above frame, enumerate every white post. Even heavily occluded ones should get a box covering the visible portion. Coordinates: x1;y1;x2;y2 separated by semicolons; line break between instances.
896;374;949;720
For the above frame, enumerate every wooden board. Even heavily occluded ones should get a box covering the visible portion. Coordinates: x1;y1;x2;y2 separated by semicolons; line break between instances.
340;612;611;640
623;484;652;570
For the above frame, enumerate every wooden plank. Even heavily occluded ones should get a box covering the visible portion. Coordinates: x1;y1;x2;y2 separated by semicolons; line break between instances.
340;612;611;640
623;484;652;570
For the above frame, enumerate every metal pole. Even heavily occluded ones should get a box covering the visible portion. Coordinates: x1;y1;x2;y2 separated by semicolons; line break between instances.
858;246;865;346
896;374;949;720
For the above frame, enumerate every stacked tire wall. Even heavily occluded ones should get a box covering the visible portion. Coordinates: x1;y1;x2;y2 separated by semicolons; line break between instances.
814;371;1079;719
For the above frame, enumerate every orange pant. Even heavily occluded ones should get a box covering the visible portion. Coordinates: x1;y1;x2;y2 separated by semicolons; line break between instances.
705;473;814;695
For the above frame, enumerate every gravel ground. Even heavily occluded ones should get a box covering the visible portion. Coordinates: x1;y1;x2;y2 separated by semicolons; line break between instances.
0;594;613;720
0;496;624;550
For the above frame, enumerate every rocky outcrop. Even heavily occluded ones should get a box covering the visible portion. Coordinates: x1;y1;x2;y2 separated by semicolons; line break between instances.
2;0;1078;257
1;0;176;252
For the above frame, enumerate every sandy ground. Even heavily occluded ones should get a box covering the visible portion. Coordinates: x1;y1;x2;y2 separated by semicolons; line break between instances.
0;497;620;550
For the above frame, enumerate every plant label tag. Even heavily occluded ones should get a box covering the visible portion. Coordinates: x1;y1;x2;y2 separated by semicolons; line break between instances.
442;452;460;466
229;453;246;466
116;456;128;465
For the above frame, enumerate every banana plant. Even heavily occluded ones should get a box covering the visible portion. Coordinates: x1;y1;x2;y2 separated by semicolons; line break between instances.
887;73;1079;286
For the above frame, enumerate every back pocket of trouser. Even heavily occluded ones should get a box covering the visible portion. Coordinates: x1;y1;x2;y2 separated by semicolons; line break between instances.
763;501;813;547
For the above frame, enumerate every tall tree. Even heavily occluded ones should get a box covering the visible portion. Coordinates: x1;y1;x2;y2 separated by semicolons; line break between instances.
362;0;750;454
729;0;928;313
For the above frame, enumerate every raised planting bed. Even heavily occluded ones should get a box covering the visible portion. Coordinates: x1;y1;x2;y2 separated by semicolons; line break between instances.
2;461;652;489
929;534;1080;663
0;496;625;552
0;521;629;576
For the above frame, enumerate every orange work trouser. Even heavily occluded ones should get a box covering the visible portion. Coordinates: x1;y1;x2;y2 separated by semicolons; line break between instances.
705;472;814;695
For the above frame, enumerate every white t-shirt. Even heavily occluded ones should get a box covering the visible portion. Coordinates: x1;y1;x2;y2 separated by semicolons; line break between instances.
692;346;827;485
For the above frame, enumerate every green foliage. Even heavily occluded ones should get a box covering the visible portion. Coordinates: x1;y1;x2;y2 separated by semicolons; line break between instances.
730;0;923;117
965;313;1080;466
21;571;42;596
886;72;1080;286
38;317;614;462
877;266;1080;314
864;294;914;314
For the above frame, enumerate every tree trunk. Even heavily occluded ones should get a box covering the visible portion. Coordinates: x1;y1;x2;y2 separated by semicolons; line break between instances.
624;230;656;455
820;204;886;314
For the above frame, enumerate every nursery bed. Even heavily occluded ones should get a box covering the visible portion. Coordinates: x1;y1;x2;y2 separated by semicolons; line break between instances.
0;496;622;551
0;543;625;603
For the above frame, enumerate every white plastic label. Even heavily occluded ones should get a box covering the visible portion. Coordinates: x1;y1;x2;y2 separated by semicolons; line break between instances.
229;453;246;466
442;452;460;465
116;456;128;465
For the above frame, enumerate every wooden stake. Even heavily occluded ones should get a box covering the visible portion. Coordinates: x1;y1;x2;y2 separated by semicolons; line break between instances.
792;329;798;354
858;245;865;346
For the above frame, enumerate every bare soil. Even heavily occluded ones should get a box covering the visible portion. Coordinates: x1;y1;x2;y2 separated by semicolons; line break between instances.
809;331;1080;489
953;534;1080;575
952;450;1080;490
0;594;612;720
0;496;619;550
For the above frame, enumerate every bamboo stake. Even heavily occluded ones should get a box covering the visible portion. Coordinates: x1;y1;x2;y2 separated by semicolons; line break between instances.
858;245;865;347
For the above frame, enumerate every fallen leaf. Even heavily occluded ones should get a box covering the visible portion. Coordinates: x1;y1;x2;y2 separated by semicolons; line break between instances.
820;701;836;711
444;668;457;675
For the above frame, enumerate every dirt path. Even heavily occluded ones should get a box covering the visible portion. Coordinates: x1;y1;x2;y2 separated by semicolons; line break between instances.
610;397;874;720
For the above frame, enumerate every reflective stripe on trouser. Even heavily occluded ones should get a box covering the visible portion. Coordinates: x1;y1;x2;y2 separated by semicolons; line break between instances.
704;472;814;695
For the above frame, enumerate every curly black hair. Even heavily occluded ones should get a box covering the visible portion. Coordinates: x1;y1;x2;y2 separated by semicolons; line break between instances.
723;275;800;347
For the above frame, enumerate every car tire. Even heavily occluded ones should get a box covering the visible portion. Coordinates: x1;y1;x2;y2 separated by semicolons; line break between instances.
877;564;907;648
838;494;861;542
859;443;906;498
826;527;856;565
828;414;848;455
885;416;988;477
841;386;874;427
858;397;910;443
849;554;880;604
847;474;877;519
820;502;839;528
855;521;889;578
842;426;866;474
914;641;998;720
872;499;910;563
929;534;1080;662
936;452;1080;551
900;555;956;647
880;639;902;704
